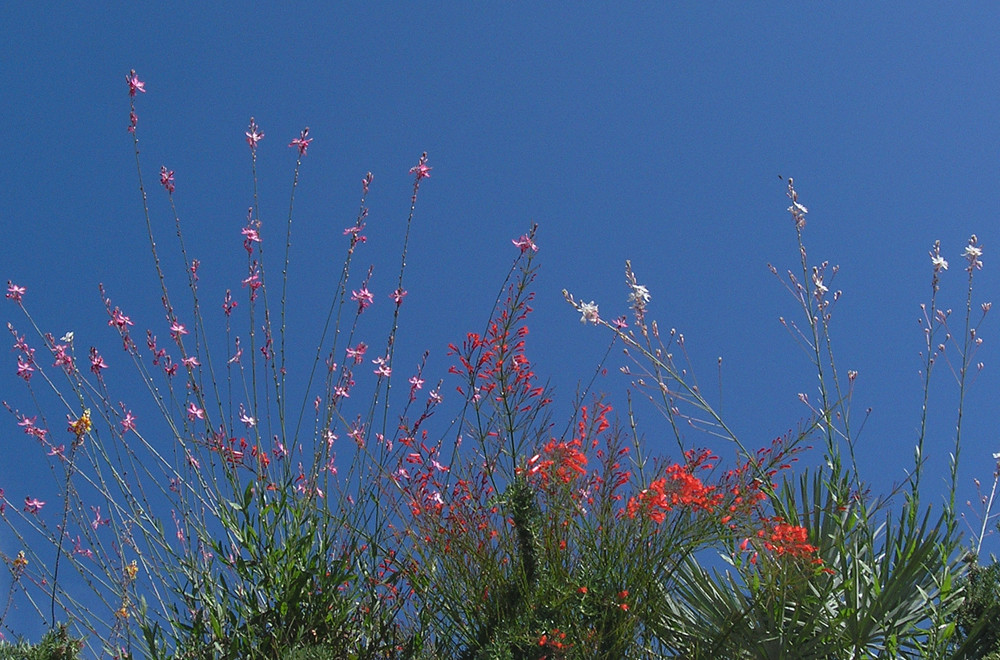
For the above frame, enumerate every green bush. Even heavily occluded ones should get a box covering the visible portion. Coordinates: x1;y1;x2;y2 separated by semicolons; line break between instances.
0;626;82;660
954;558;1000;657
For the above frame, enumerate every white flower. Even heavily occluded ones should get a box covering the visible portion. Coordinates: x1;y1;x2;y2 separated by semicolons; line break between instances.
787;201;808;215
931;254;948;271
60;331;74;343
812;273;828;295
628;284;651;310
579;301;600;324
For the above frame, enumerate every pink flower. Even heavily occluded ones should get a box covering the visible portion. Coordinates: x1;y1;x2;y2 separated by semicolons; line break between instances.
170;322;188;341
19;417;47;443
289;127;311;156
16;357;34;381
512;234;538;253
72;536;93;559
24;497;45;514
126;70;145;97
160;166;175;194
351;287;374;310
91;506;109;529
121;411;137;433
89;348;108;374
238;405;255;428
182;356;200;368
408;374;424;401
5;282;25;303
409;154;431;180
242;269;261;297
273;441;289;459
348;420;366;446
346;342;367;364
372;356;391;378
108;307;134;331
17;415;37;433
223;290;237;317
52;344;73;371
186;403;204;421
245;117;264;150
390;288;407;306
12;332;32;354
241;227;261;253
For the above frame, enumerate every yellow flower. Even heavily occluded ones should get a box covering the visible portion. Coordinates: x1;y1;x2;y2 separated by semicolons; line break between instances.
69;408;92;438
12;551;28;573
116;595;131;619
124;560;138;581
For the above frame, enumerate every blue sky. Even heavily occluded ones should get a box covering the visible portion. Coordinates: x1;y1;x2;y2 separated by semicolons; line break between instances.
4;2;1000;642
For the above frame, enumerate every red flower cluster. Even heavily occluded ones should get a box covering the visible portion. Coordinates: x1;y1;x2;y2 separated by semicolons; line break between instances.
759;518;820;560
625;450;722;524
527;438;587;485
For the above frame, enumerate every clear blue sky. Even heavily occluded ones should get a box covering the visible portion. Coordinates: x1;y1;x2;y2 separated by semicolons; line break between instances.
4;2;1000;641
